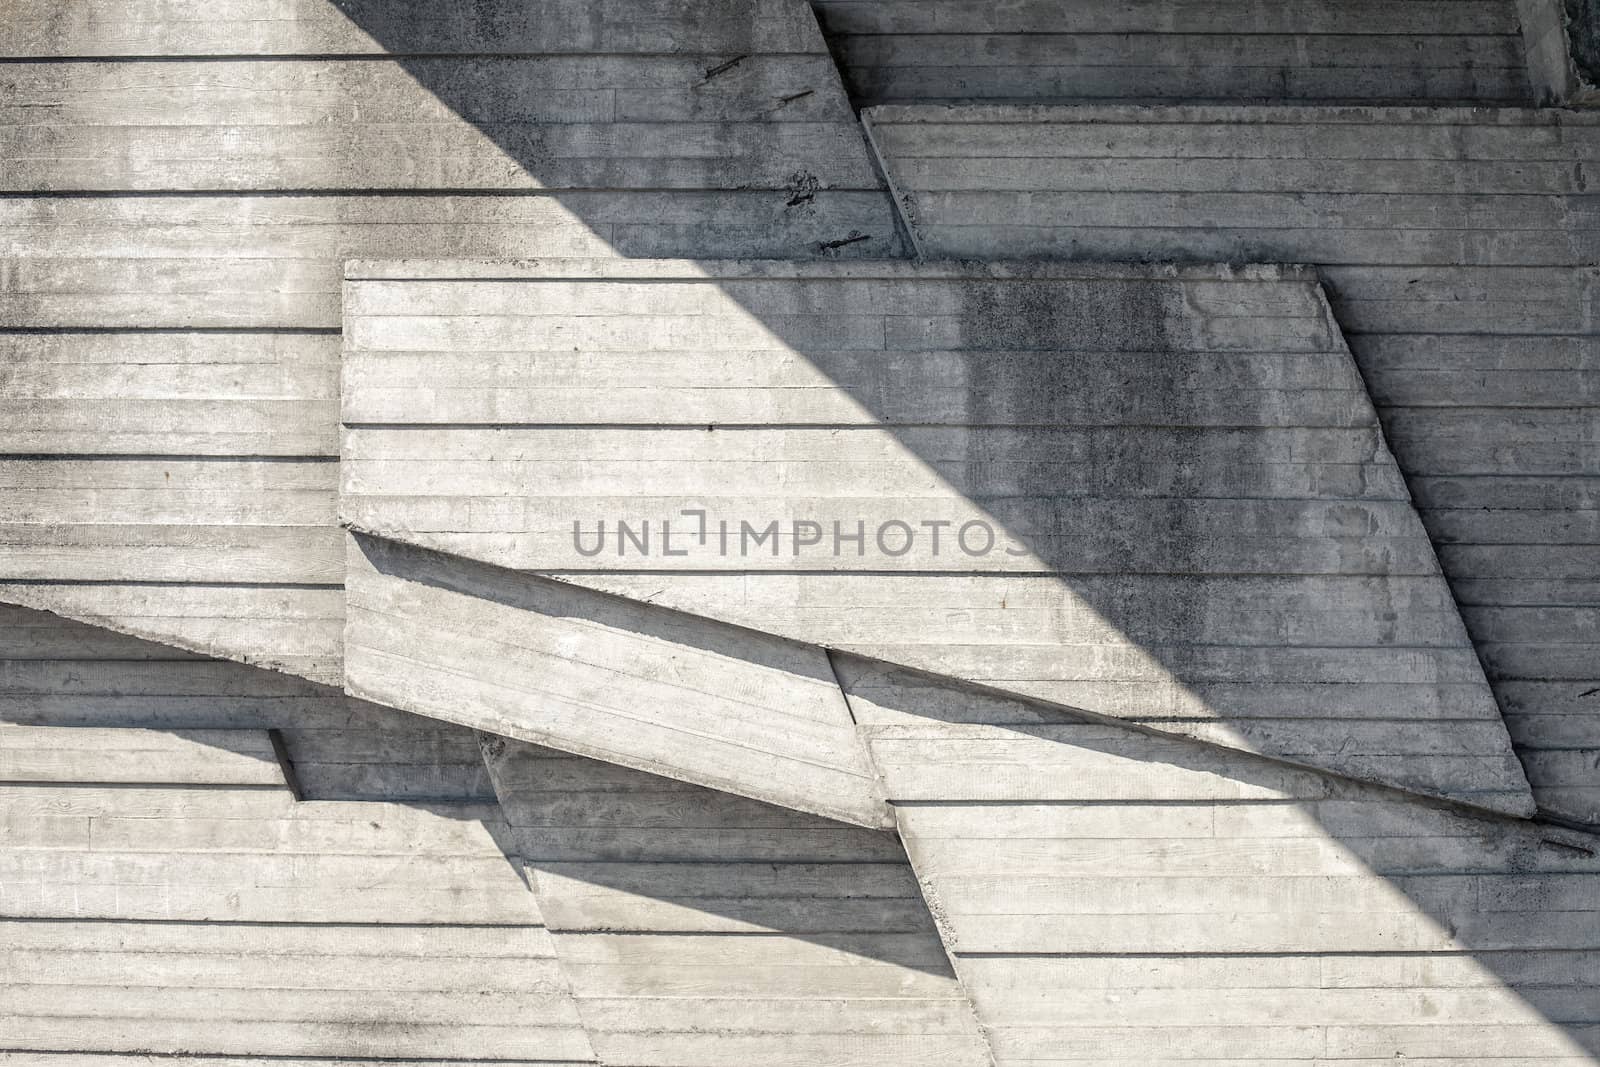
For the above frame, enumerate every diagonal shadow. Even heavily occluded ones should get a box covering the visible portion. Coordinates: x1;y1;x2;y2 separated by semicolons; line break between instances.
325;0;1523;819
4;597;1596;1059
67;0;1578;1053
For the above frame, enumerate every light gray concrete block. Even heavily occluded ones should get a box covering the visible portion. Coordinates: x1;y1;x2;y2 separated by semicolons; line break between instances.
345;532;892;828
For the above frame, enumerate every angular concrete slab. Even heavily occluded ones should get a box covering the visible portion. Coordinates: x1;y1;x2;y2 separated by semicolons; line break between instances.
342;257;1532;816
482;735;992;1067
837;656;1600;1066
862;103;1599;825
345;532;891;828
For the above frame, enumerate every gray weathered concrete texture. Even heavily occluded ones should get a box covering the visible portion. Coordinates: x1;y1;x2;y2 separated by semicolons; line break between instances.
343;256;1533;817
0;604;595;1061
3;0;1598;1058
865;103;1600;827
0;0;899;682
1520;0;1600;102
344;532;893;828
481;735;993;1067
835;653;1600;1066
814;0;1535;106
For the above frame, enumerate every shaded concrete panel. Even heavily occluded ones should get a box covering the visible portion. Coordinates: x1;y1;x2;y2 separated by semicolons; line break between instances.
815;0;1531;107
483;735;992;1067
342;256;1530;816
864;102;1600;828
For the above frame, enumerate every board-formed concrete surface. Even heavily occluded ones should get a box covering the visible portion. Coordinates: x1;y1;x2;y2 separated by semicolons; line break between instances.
345;533;892;828
342;256;1532;816
483;736;992;1067
864;102;1600;826
0;0;898;683
835;652;1600;1067
5;0;1599;1059
0;606;596;1062
816;0;1534;106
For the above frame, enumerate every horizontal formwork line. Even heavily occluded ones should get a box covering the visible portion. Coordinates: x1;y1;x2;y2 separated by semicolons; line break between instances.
346;493;1406;505
0;184;883;197
874;114;1578;128
0;579;342;590
484;857;897;866
834;31;1523;39
0;454;337;463
339;421;1376;432
502;567;1453;580
1346;330;1597;338
1408;472;1600;480
0;655;211;663
0;326;340;336
0;916;542;929
1356;331;1600;340
913;222;1587;239
0;1053;573;1066
551;928;904;937
896;186;1585;196
1458;605;1600;611
892;157;1594;171
0;50;826;64
952;948;1599;960
345;279;1315;290
850;59;1531;70
0;780;285;791
1380;404;1600;412
890;798;1310;808
1425;541;1600;549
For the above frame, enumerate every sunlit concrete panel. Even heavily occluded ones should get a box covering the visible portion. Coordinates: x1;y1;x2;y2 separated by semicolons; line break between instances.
345;532;891;828
839;655;1600;1067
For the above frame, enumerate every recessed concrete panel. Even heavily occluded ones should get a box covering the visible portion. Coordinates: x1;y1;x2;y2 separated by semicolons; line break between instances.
482;735;991;1067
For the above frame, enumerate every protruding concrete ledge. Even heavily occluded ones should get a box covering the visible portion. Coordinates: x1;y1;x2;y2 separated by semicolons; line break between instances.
344;531;893;829
342;256;1533;817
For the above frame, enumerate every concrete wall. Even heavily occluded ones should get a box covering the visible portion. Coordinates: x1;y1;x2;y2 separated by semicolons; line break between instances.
483;736;991;1067
814;0;1533;106
866;102;1600;829
0;605;594;1062
0;0;898;682
837;653;1600;1066
342;256;1531;817
344;533;891;828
